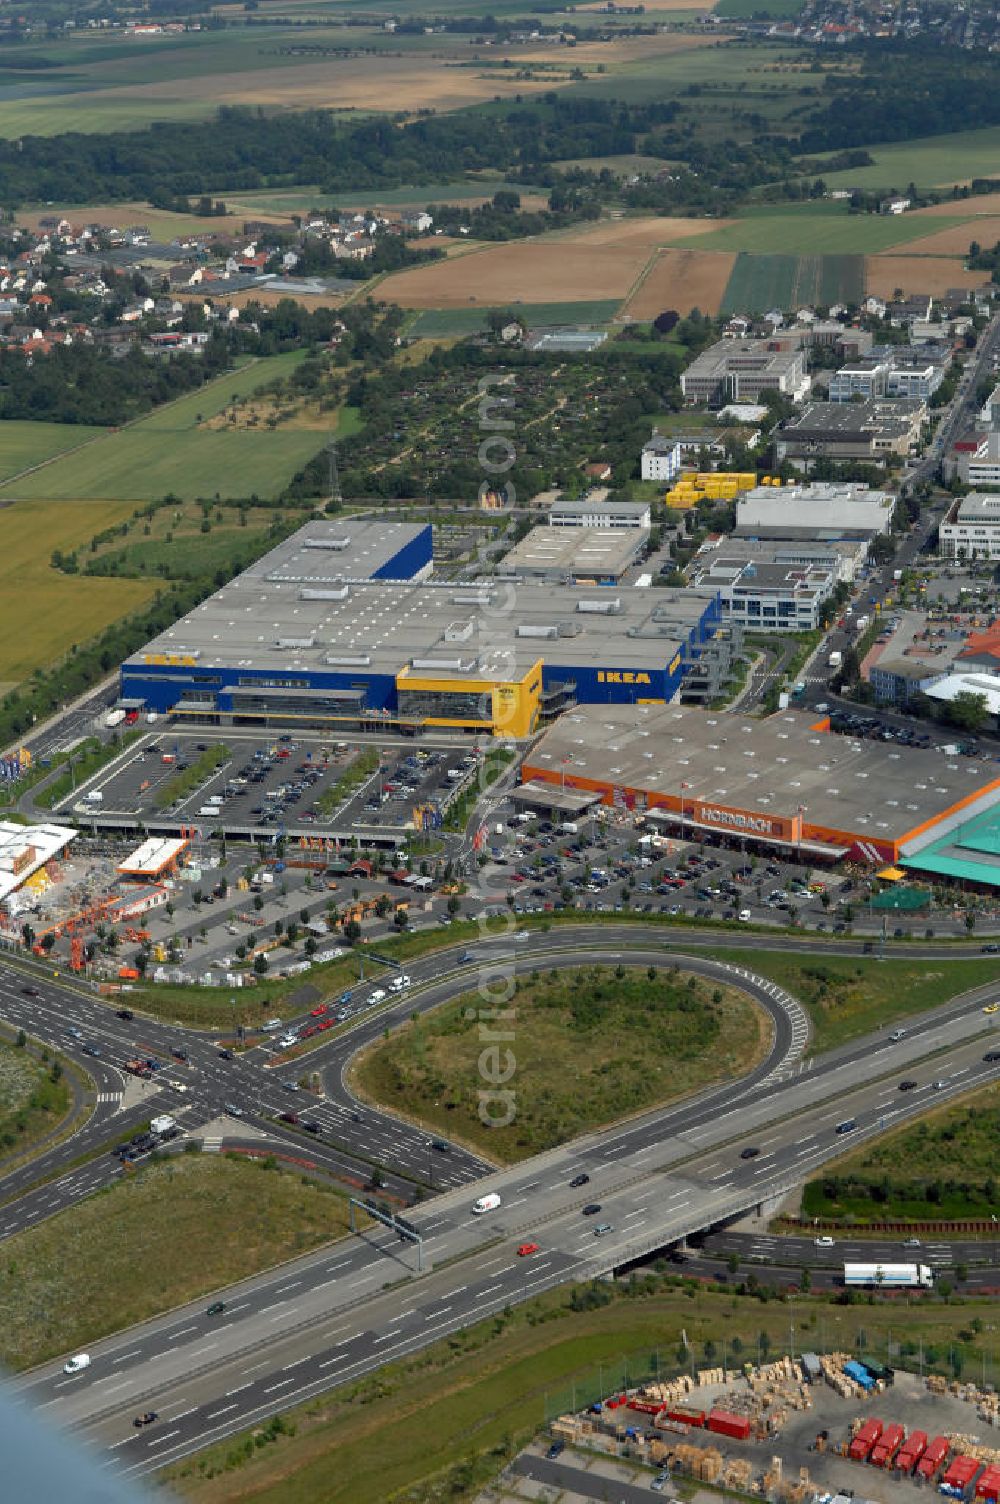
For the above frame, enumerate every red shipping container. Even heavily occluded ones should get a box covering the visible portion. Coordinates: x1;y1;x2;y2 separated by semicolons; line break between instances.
849;1420;884;1462
629;1400;666;1415
918;1438;951;1479
708;1409;752;1441
897;1431;928;1473
871;1424;906;1468
943;1456;980;1491
976;1467;1000;1501
667;1406;706;1428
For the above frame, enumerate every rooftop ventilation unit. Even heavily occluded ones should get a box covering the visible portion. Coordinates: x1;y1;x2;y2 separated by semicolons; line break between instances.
324;654;371;667
274;636;316;650
450;591;493;606
517;624;559;639
300;585;349;602
576;597;622;615
303;537;351;551
411;657;478;674
444;619;475;643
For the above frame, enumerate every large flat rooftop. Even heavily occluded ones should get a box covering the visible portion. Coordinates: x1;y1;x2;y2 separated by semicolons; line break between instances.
128;555;718;683
245;518;430;585
524;704;1000;844
497;525;647;581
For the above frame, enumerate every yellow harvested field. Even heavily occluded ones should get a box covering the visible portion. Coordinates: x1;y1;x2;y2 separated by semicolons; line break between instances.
559;215;733;248
0;500;155;685
377;215;729;308
182;287;349;312
624;247;736;317
15;201;271;239
90;54;580;114
377;239;644;307
72;32;721;119
913;195;1000;218
895;217;1000;257
514;32;719;64
865;255;992;299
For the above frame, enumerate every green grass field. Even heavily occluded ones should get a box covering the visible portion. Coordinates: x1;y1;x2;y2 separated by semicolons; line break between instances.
0;355;328;504
0;429;325;502
716;0;805;13
0;421;105;485
680;209;964;255
0;1153;354;1372
351;964;767;1163
133;352;308;431
720;251;864;313
815;125;1000;194
712;949;1000;1053
230;179;551;215
408;300;620;336
800;1079;1000;1223
0;500;155;686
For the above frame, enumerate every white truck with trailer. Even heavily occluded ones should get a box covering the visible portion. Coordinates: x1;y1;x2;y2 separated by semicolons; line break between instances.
843;1262;934;1289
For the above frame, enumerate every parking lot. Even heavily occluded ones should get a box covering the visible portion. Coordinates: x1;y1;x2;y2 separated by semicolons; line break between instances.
472;806;857;934
65;731;477;838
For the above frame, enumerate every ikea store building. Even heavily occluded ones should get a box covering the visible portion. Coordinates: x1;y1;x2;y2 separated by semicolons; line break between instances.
119;521;724;739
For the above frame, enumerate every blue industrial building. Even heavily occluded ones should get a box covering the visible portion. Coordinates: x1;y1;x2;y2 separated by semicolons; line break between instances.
120;521;729;736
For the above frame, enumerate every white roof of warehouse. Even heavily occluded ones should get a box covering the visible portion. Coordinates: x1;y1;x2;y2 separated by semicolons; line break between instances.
0;821;76;906
118;836;189;876
925;671;1000;715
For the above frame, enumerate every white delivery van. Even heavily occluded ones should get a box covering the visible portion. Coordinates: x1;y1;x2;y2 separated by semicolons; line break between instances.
472;1192;501;1215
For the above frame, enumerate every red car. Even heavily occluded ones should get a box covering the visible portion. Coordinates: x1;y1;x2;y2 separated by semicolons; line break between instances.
517;1242;540;1257
311;1004;328;1017
317;1019;333;1031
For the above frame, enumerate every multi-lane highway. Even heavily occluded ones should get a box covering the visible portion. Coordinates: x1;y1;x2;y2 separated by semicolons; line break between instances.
26;1017;1000;1481
1;926;1000;1478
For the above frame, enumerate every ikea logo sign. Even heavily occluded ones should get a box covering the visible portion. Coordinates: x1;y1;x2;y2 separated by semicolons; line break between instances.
597;671;652;686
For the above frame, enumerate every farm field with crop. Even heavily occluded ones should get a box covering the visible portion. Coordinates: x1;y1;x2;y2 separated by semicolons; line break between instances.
0;500;155;687
0;422;105;486
816;126;1000;195
719;251;864;314
680;209;965;255
407;302;620;335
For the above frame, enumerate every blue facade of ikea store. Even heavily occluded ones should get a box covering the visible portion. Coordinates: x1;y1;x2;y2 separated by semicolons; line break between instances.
367;525;433;581
120;527;721;729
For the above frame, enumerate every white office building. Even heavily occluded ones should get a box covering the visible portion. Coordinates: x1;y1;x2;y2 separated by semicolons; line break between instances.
547;499;651;529
640;434;683;483
735;482;895;540
939;492;1000;559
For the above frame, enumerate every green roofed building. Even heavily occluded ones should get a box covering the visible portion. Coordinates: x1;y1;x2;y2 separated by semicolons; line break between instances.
902;802;1000;890
869;886;930;912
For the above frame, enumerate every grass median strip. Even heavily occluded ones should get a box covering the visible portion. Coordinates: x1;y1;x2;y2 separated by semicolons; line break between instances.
155;743;232;811
0;1154;353;1372
350;963;769;1164
710;948;1000;1053
798;1078;1000;1224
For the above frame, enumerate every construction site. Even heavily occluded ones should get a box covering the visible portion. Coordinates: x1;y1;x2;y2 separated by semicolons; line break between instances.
538;1353;1000;1504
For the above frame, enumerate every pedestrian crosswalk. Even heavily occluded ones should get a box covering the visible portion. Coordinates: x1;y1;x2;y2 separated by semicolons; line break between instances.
97;1093;121;1105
